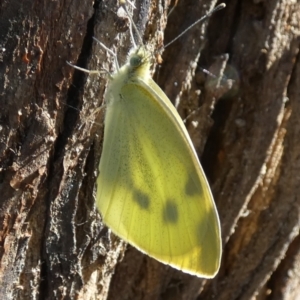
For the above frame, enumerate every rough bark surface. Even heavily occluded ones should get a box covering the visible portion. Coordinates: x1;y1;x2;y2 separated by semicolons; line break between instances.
0;0;299;299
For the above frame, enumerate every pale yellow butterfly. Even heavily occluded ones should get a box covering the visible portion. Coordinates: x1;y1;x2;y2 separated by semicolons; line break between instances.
69;2;223;278
94;2;222;278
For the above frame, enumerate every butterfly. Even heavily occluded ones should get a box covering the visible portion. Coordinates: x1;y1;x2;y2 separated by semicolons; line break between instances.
94;2;222;278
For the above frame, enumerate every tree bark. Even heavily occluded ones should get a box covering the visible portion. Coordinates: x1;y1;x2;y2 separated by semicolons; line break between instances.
0;0;299;299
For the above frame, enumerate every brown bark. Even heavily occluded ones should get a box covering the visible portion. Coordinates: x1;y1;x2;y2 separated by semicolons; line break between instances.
0;0;299;299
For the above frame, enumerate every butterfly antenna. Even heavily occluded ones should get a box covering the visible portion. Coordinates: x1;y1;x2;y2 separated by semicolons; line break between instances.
120;0;144;48
164;3;226;49
92;37;120;72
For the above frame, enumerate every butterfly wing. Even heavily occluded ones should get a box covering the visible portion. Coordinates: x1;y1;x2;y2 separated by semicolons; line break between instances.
97;76;221;277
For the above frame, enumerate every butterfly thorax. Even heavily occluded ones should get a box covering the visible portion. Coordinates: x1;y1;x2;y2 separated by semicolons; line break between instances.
105;46;152;105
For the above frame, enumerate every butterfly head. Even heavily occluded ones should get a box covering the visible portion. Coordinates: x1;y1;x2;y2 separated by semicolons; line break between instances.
127;46;153;79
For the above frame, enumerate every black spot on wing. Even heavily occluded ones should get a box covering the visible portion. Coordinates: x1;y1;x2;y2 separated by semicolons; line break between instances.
185;173;203;197
163;200;178;223
133;189;150;210
195;208;216;245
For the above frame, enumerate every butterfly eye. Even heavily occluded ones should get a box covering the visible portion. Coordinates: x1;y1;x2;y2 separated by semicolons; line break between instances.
130;54;142;67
